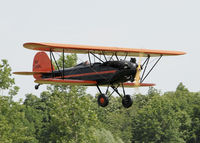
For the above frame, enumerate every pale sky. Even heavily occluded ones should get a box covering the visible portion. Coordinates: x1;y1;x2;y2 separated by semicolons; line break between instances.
0;0;199;100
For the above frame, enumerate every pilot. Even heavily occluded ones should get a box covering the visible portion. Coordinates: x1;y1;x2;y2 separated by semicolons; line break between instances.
84;61;89;65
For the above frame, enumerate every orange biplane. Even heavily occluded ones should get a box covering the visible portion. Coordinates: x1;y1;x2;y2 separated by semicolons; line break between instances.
14;43;185;108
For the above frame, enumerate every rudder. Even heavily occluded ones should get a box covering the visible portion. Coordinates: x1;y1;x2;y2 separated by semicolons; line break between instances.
33;52;54;79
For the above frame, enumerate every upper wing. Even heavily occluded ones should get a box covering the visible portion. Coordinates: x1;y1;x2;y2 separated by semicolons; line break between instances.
35;78;97;86
23;42;186;57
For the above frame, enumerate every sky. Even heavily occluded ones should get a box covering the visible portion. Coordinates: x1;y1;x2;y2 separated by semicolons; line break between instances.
0;0;199;100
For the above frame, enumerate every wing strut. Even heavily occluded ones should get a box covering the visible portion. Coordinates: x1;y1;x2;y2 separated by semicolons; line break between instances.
109;53;114;61
123;52;128;61
49;50;62;77
102;51;107;62
141;55;150;81
89;52;104;63
62;48;65;79
50;49;54;77
140;55;163;83
115;52;119;61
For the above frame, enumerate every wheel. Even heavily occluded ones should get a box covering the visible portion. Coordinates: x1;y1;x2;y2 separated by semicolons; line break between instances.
97;94;109;107
122;95;133;108
35;84;39;90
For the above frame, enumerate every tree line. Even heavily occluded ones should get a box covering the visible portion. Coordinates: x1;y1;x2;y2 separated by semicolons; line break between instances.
0;55;199;143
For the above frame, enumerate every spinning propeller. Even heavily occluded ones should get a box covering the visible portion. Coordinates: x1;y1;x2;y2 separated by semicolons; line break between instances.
135;53;143;86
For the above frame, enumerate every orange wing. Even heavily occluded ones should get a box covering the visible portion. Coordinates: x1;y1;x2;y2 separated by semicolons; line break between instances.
35;78;97;86
34;78;154;87
100;83;155;87
122;82;155;87
23;42;186;57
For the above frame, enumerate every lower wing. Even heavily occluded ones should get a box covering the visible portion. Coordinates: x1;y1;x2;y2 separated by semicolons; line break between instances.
35;78;154;87
122;82;155;87
35;78;97;86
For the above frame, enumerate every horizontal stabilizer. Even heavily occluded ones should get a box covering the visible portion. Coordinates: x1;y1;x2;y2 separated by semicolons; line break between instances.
13;71;51;75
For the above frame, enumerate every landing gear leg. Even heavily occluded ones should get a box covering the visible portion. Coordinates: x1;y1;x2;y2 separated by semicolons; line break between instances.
35;84;40;90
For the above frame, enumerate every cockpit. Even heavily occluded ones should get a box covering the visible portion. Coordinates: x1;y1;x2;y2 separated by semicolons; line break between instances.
75;61;90;67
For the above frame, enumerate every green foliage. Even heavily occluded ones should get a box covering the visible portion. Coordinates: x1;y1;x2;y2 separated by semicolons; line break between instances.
132;95;184;142
0;96;38;143
0;59;15;90
57;53;77;68
39;90;99;143
94;128;124;143
131;83;200;143
0;59;19;101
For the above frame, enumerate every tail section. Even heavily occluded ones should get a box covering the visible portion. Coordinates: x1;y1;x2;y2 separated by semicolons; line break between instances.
13;52;54;81
33;52;54;79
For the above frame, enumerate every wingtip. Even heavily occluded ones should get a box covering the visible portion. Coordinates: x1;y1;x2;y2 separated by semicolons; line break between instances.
178;51;187;55
23;42;32;49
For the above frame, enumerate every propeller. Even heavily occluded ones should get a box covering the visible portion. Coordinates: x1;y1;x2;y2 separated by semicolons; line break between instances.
135;53;143;86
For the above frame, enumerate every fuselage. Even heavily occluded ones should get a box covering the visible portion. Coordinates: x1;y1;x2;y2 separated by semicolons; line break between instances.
42;60;137;85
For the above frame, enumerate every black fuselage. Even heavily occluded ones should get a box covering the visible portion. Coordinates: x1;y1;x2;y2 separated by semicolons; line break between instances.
42;60;137;85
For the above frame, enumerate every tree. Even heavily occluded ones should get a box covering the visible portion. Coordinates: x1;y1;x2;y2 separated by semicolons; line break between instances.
94;128;124;143
0;96;38;143
0;59;14;91
0;59;37;142
0;59;19;101
39;90;99;142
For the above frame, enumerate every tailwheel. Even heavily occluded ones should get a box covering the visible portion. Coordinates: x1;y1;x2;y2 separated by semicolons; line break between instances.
122;95;133;108
97;94;109;107
35;84;40;90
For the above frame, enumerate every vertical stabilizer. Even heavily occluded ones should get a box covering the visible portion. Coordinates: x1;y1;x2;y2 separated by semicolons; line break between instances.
33;52;54;79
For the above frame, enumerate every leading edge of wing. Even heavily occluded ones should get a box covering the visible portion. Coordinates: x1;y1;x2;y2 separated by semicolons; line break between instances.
23;42;186;57
35;78;97;86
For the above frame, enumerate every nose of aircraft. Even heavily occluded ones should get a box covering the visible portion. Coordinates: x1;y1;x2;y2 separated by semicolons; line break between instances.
129;60;138;82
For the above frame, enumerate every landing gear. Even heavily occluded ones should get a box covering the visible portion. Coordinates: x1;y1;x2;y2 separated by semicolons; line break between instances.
122;95;133;108
96;84;133;108
112;84;133;108
35;84;40;90
97;94;109;107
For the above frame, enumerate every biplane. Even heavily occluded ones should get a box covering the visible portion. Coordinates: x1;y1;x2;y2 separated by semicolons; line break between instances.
14;43;185;108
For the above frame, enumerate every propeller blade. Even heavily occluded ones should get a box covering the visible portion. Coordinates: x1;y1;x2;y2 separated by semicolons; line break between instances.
135;53;143;86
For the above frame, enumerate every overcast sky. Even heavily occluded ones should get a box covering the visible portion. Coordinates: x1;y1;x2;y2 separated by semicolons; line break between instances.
0;0;199;100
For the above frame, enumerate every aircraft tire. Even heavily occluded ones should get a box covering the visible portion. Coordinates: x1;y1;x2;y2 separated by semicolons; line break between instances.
97;94;109;107
122;95;133;108
35;84;39;90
